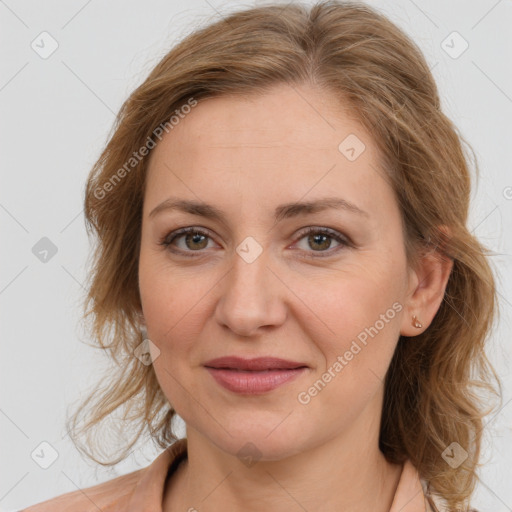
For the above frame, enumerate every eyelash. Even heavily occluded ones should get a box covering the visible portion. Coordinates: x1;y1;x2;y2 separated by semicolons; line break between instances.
158;226;352;259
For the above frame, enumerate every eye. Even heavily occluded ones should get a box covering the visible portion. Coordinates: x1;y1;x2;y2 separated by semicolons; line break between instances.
159;227;216;256
293;226;351;258
158;226;352;258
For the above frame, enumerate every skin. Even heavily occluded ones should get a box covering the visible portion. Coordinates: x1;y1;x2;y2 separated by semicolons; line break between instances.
138;83;453;512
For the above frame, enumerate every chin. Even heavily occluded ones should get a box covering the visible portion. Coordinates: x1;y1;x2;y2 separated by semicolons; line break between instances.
200;421;307;462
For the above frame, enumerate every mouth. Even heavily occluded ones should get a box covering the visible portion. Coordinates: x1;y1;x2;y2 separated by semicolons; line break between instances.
203;356;308;372
203;356;309;394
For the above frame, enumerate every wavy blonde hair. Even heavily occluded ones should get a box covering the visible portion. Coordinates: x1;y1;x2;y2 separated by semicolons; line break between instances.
67;1;502;509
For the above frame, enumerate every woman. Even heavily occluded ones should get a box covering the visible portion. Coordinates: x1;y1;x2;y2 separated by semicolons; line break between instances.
21;1;500;511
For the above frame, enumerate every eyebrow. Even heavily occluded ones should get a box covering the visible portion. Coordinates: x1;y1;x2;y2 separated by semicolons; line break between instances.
149;196;369;222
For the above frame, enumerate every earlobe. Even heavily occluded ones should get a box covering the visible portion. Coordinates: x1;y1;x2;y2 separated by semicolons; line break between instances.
135;308;146;327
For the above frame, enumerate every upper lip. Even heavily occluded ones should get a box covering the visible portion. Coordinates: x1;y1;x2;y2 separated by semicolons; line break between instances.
204;356;308;371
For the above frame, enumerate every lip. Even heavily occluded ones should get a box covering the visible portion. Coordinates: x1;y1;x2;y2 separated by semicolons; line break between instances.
205;367;307;394
203;356;309;395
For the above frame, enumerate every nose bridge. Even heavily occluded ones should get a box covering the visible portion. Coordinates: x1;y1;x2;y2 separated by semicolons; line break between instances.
214;235;286;335
232;235;270;293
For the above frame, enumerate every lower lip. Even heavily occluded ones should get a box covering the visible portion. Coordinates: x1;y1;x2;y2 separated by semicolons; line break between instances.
205;367;307;394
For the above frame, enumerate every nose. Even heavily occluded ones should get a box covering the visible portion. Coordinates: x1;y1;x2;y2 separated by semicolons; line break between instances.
214;243;287;337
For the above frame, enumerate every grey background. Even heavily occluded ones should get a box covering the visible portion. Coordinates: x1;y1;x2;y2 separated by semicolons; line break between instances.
1;0;511;510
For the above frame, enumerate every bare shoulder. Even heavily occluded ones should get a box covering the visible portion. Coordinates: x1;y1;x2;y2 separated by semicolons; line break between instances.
19;466;144;512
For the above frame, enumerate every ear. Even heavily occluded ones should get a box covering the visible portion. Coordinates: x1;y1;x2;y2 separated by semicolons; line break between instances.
400;227;454;337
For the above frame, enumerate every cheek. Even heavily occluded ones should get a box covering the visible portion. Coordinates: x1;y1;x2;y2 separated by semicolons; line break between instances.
292;278;403;423
140;275;202;347
296;258;405;377
139;242;198;323
138;263;204;406
138;253;218;367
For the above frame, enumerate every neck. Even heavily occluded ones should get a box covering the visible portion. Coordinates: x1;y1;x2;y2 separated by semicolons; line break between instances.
163;405;403;511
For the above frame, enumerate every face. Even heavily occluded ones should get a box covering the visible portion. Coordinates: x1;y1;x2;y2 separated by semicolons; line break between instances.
138;83;413;460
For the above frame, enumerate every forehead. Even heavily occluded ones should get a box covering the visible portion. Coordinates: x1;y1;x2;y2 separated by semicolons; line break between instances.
158;84;369;152
144;84;391;217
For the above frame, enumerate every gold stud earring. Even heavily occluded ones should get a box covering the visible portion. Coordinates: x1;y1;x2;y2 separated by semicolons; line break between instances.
412;315;422;329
